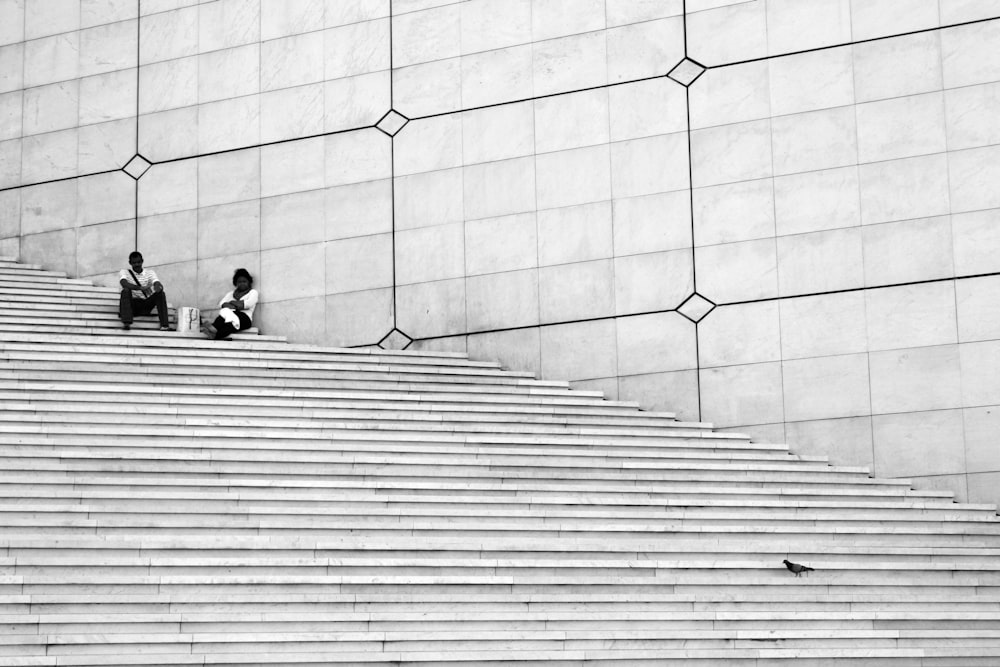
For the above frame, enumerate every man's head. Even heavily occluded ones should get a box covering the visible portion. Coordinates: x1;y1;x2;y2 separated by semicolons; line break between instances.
128;251;143;272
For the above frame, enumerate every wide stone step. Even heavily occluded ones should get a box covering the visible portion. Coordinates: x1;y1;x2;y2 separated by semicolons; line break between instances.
0;389;668;422
0;323;281;340
0;399;684;429
0;276;105;288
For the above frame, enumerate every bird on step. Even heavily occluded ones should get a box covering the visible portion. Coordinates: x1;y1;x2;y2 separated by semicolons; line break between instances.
783;559;815;577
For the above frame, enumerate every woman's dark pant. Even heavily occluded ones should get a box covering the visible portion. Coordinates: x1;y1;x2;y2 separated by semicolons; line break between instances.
120;289;169;327
212;311;251;339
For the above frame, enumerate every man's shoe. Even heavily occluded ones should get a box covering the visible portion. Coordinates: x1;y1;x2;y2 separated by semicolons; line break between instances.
159;326;174;331
122;323;131;330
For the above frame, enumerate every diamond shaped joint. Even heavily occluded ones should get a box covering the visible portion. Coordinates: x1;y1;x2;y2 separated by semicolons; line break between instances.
667;58;707;87
677;293;716;323
376;109;410;137
123;154;152;180
379;328;413;350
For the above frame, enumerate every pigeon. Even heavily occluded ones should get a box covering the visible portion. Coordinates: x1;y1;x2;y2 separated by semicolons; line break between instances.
783;559;815;577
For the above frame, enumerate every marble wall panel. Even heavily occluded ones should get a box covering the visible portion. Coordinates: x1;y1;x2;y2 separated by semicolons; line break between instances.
324;71;390;133
197;95;259;153
694;239;778;304
76;217;133;276
771;106;857;176
946;81;1000;151
862;216;954;286
769;47;853;117
940;20;1000;89
199;0;260;51
871;278;954;352
0;0;25;45
19;179;76;236
325;232;393;294
699;301;781;368
873;409;967;478
606;16;683;83
197;148;260;208
77;170;134;227
393;114;461;176
853;31;942;103
21;128;77;183
765;0;852;55
618;369;699;421
539;318;618;382
324;18;389;81
690;119;772;188
464;156;536;220
784;416;874;468
326;178;392;239
396;278;465;339
138;210;198;266
609;77;686;141
534;88;608;154
612;191;691;257
964;406;1000;474
956;275;1000;343
689;61;769;130
325;287;394;347
536;202;611;267
700;361;784;427
466;212;537;275
79;69;136;126
778;291;868;359
538;259;615;323
77;118;134;174
614;249;693;315
461;102;533;164
138;160;197;218
260;137;324;199
0;137;20;188
138;107;197;162
0;189;19;240
0;43;24;94
259;242;323;302
260;295;327;344
197;200;259;260
394;222;464;285
260;0;322;41
23;81;79;136
776;227;863;296
773;166;860;236
260;189;324;250
24;32;79;88
694;179;774;246
466;268;539;332
782;353;871;422
960;340;1000;408
459;0;531;54
949;144;1000;214
615;311;696;376
466;327;541;378
858;153;951;225
535;145;610;211
687;1;767;66
851;0;938;41
610;132;688;199
856;92;947;164
869;344;963;414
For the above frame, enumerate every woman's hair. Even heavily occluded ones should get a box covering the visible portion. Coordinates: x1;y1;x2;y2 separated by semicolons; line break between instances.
232;268;254;287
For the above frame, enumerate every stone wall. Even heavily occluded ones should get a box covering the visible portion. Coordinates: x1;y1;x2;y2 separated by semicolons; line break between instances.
2;0;1000;504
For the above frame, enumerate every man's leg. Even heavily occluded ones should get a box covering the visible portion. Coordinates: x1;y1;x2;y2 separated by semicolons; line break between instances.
150;290;169;328
119;290;134;329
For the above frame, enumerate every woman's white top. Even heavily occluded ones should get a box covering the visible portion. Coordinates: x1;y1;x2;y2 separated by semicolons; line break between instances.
219;288;259;320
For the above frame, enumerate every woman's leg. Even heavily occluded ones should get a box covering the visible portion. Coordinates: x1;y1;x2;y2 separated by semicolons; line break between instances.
212;315;236;340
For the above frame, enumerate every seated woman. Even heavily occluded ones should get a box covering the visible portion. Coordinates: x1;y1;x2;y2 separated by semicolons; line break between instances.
204;268;258;340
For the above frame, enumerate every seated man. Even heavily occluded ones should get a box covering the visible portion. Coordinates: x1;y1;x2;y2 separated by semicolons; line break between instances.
119;251;170;331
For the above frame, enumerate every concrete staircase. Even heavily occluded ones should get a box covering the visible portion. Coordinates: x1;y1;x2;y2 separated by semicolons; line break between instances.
1;256;999;666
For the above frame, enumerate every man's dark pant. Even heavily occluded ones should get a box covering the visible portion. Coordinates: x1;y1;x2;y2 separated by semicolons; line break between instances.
120;289;169;327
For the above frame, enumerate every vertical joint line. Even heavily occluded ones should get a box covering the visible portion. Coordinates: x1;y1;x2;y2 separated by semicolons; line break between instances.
685;86;696;293
390;139;397;328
